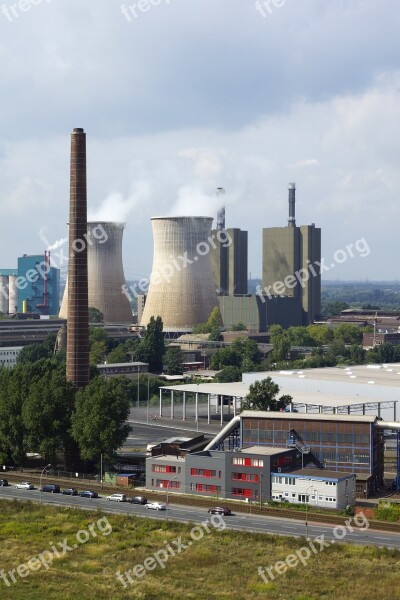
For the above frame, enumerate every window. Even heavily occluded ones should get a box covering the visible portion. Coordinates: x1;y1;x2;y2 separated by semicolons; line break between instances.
154;479;181;489
153;465;177;473
231;488;252;497
232;472;259;483
196;484;221;493
298;494;309;503
232;457;263;467
190;468;217;478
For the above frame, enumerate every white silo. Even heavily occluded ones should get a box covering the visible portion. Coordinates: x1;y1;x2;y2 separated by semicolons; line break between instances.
0;276;8;314
141;216;218;332
8;275;18;314
59;222;132;324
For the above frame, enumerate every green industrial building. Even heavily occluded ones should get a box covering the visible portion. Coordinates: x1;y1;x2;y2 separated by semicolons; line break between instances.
262;183;321;325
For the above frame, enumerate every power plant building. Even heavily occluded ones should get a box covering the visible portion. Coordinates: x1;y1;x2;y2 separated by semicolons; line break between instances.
262;183;321;325
17;253;60;316
211;226;248;296
59;222;132;324
141;216;218;332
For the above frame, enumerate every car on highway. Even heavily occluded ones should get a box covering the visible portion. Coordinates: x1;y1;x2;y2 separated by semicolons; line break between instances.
15;482;34;490
146;501;166;511
79;490;98;498
128;496;147;505
0;479;9;486
106;493;127;502
62;488;78;496
40;484;61;493
208;506;232;516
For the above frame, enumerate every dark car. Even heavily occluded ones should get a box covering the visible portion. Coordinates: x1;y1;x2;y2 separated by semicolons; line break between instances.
41;484;60;493
62;488;78;496
0;479;9;486
208;506;232;516
79;490;98;498
128;496;147;505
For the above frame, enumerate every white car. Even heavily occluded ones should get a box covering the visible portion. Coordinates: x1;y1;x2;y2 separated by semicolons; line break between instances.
146;502;167;511
106;493;126;502
15;482;34;490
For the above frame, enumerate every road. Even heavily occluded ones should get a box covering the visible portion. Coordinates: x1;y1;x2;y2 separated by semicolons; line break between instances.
1;483;400;550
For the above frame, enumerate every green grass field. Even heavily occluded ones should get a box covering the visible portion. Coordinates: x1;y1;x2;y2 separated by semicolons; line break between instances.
0;500;399;600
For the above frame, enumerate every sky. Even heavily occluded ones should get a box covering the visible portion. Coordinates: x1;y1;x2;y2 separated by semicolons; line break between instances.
1;0;400;281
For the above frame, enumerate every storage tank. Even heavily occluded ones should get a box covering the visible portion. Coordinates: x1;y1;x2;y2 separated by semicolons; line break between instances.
0;275;8;314
59;222;132;324
141;216;218;332
8;275;18;314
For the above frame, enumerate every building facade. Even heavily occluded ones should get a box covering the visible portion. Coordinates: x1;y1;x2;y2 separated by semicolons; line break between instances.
211;228;248;296
17;254;60;316
0;346;22;367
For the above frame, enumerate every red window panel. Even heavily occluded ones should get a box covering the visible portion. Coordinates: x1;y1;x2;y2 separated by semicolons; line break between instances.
244;458;251;466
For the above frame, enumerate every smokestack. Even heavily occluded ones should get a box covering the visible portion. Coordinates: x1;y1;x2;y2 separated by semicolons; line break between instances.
66;128;90;388
216;207;225;231
288;182;296;227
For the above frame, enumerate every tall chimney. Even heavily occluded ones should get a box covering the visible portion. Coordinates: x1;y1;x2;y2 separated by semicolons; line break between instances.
66;128;90;388
288;182;296;227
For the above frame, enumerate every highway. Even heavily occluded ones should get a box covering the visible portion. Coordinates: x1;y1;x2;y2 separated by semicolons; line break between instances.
1;483;400;550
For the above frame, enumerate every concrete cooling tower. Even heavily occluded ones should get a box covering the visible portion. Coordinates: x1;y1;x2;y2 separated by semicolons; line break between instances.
0;276;8;314
8;275;18;314
60;222;132;324
141;216;218;332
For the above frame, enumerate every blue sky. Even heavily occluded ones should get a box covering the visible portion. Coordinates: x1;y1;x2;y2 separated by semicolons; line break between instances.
1;0;400;280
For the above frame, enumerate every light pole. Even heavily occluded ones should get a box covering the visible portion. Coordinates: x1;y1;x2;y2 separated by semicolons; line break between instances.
146;372;150;425
305;485;313;538
166;475;178;521
40;464;51;504
259;473;264;511
137;365;140;409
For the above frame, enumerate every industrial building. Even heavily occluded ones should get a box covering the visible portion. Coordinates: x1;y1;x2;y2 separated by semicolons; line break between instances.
17;253;60;316
145;442;356;508
210;208;248;295
262;183;321;325
60;222;132;324
218;294;302;332
141;216;218;333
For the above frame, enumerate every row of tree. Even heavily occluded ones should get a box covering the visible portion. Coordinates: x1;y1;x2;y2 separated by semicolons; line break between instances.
0;359;132;467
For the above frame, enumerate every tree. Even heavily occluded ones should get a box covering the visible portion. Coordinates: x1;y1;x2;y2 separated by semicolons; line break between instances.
333;324;363;345
377;342;395;363
241;377;292;412
0;368;26;464
136;316;165;372
208;326;223;342
89;326;108;346
71;377;131;462
165;347;184;375
231;338;261;365
231;322;247;331
193;306;223;335
88;307;104;323
22;369;75;464
89;340;107;367
287;326;316;347
107;345;129;364
210;347;242;370
215;365;242;383
306;324;333;345
17;334;57;364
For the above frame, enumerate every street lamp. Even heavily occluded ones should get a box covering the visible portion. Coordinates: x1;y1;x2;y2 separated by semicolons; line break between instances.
40;464;52;504
305;485;313;538
166;475;178;521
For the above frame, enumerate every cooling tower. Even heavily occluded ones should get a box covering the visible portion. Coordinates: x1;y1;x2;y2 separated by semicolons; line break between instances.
141;216;218;331
8;275;17;314
59;222;132;324
66;128;90;389
0;276;8;314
